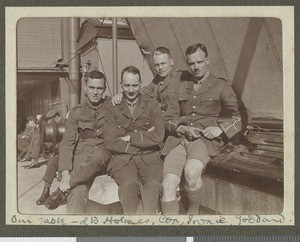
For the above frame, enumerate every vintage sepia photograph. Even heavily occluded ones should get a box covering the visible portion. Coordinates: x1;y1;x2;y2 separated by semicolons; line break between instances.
6;6;294;227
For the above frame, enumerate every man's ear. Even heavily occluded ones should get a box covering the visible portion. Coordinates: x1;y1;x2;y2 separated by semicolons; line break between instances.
170;58;174;67
206;56;210;65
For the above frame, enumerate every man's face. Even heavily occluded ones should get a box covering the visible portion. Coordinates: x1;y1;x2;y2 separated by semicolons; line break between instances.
187;48;210;80
121;72;141;102
27;120;36;128
84;77;106;105
153;53;174;78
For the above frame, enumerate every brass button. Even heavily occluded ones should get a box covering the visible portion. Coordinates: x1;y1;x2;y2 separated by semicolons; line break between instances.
118;125;121;128
193;96;196;99
134;130;137;132
192;106;196;109
192;113;195;116
190;123;193;126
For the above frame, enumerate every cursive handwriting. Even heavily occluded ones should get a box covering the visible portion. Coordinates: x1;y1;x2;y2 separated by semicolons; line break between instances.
103;216;150;225
10;214;287;226
38;216;66;225
186;215;228;225
235;215;285;225
159;215;180;225
11;215;33;224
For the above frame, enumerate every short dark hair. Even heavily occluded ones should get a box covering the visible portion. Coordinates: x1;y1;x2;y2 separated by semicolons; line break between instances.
185;43;208;58
153;46;172;58
85;70;107;84
121;65;141;82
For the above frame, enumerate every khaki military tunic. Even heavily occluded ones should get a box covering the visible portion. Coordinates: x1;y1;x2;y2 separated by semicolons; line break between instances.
162;74;243;157
141;69;193;115
58;99;111;188
103;94;165;175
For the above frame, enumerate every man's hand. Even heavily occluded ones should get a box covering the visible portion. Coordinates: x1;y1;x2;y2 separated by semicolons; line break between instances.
120;135;131;142
202;126;223;139
111;93;123;106
60;170;71;192
184;127;202;141
176;125;202;141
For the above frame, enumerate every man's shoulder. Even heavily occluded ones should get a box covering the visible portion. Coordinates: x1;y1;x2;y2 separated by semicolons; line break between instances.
65;104;83;121
209;75;231;90
210;74;228;83
103;96;114;109
140;94;160;107
69;103;82;114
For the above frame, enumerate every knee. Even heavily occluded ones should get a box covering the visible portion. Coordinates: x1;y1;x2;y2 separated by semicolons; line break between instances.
120;180;139;190
145;179;161;190
185;161;203;179
162;179;177;192
184;167;202;188
185;169;200;182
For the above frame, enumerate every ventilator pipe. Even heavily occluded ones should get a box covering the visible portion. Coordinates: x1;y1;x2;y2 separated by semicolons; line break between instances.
68;18;81;109
112;18;118;95
61;18;69;63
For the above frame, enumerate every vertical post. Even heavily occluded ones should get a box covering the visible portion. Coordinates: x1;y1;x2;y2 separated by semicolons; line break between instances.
60;18;69;117
68;18;81;109
61;18;69;63
112;18;118;95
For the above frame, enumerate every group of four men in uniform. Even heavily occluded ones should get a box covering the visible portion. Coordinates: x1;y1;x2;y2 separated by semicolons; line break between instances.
43;43;243;215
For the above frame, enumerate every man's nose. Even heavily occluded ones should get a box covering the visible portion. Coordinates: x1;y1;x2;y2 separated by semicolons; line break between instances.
194;63;200;69
129;86;133;92
93;89;98;95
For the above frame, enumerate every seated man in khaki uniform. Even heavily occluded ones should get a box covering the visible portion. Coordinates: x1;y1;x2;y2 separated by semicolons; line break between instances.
103;66;165;215
44;70;111;214
161;43;243;215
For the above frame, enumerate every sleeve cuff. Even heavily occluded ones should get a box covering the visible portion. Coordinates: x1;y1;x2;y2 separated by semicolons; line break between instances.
218;116;242;139
130;132;143;147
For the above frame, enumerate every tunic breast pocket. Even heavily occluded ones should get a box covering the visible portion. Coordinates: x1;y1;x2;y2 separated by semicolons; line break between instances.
78;121;94;131
137;117;152;131
115;116;130;135
200;95;220;115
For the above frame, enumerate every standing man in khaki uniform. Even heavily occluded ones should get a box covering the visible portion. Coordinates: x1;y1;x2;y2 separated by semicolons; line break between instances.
112;47;193;116
104;66;165;215
45;70;111;214
161;43;243;215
